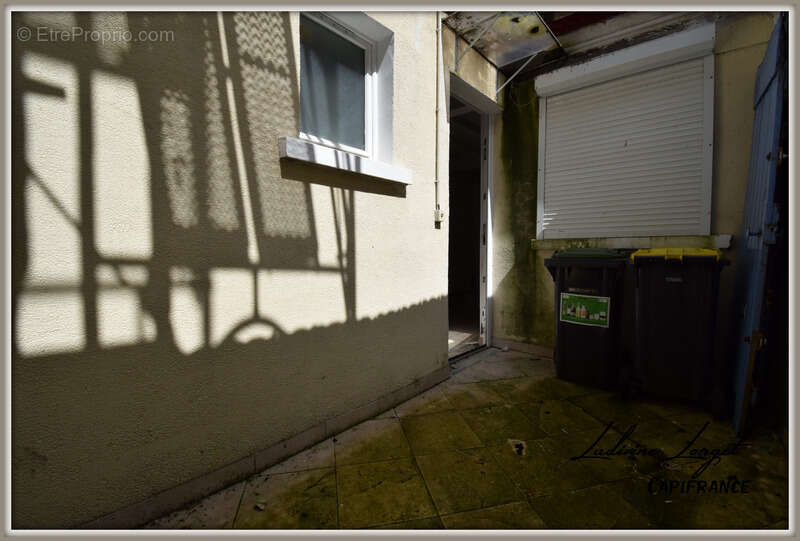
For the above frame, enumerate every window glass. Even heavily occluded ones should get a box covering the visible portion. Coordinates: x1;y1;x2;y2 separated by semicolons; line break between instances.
300;15;366;150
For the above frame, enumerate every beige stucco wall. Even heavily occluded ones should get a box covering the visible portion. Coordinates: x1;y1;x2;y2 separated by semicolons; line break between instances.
12;11;449;528
441;24;503;105
491;12;778;350
713;12;778;237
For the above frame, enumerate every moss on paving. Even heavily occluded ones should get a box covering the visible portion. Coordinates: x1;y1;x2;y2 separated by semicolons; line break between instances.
399;410;482;455
530;484;653;529
533;399;605;436
440;501;547;529
336;458;436;528
488;437;602;498
144;364;789;530
333;418;411;467
372;516;444;529
459;403;548;445
234;468;338;529
487;375;596;403
415;448;523;514
394;386;454;417
439;381;506;410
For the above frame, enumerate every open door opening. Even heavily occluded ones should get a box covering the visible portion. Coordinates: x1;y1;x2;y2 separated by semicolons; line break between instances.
448;95;483;359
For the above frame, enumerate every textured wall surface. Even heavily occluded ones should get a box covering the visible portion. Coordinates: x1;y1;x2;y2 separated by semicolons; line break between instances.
493;13;777;350
491;80;555;347
441;24;502;105
12;11;449;528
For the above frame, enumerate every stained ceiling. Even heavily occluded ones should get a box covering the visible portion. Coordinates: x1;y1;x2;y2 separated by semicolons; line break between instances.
443;11;709;84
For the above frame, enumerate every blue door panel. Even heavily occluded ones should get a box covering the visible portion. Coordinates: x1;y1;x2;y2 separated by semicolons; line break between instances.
731;13;787;434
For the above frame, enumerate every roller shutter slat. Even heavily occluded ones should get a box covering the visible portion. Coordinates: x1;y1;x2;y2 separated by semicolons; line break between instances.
540;57;709;239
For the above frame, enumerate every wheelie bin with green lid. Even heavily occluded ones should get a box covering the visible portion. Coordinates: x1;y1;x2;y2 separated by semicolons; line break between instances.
544;249;633;390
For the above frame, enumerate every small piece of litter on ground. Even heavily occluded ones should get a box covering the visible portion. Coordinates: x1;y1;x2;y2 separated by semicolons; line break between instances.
508;439;527;456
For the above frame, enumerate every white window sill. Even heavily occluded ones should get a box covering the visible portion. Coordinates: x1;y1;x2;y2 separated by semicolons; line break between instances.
278;136;412;185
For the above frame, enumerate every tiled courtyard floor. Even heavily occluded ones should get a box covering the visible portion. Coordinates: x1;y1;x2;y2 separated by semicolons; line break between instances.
144;348;789;530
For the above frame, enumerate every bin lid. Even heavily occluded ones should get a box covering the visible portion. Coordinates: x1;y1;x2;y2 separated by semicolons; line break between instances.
630;248;721;261
551;248;630;259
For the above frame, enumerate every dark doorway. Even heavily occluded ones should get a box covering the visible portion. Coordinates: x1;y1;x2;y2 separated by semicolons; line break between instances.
448;96;482;358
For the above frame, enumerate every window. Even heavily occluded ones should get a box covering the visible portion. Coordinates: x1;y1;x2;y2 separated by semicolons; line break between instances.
535;24;715;239
280;12;409;184
299;13;375;157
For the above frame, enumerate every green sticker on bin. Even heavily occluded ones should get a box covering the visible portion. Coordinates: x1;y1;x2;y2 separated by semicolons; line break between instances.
560;293;610;328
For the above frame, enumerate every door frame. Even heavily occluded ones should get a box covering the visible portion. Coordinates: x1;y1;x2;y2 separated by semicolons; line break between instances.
449;74;501;351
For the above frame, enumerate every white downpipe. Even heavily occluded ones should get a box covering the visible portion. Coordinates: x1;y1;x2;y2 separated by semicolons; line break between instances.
434;11;445;227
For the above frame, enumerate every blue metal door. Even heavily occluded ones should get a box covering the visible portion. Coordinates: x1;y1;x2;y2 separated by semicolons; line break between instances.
731;13;788;434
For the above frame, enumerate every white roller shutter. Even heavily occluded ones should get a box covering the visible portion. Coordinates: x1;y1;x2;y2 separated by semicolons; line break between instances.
537;56;714;239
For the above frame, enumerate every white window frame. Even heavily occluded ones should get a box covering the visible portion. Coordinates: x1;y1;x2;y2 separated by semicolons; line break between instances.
298;12;378;160
281;12;409;184
534;23;716;240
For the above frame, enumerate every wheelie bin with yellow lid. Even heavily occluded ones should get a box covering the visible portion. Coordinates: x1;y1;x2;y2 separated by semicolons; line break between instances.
630;248;727;404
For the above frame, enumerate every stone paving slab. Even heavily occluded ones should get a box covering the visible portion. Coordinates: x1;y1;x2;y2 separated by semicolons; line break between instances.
333;418;411;466
474;353;557;380
487;376;598;404
371;516;444;529
530;484;653;529
439;381;506;410
400;410;483;455
440;501;547;529
415;448;524;515
608;473;778;529
143;347;789;531
449;358;528;384
336;458;436;528
548;428;662;482
233;468;338;529
394;386;454;417
533;398;605;436
460;403;548;445
488;437;603;498
569;392;662;427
